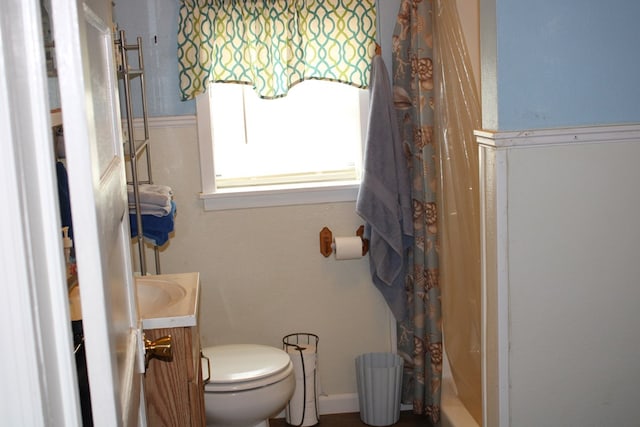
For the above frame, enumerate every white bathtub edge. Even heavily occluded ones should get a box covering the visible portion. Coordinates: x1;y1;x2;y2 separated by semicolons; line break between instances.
441;376;480;427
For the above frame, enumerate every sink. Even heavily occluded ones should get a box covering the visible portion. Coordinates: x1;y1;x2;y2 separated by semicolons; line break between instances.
136;273;199;328
68;273;198;328
135;276;187;319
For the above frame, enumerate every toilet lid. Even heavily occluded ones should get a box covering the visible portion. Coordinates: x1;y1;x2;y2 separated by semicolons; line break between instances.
201;344;292;392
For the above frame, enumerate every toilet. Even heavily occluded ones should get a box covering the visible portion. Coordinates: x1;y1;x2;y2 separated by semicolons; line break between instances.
201;344;295;427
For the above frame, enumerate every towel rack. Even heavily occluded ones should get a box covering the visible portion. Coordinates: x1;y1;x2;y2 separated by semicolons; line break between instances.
116;30;169;275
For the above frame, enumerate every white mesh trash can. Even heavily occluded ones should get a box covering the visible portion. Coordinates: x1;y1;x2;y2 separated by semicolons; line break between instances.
355;353;404;426
283;333;319;427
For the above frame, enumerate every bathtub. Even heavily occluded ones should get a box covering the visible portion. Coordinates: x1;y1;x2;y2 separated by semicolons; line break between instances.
441;351;479;427
441;374;479;427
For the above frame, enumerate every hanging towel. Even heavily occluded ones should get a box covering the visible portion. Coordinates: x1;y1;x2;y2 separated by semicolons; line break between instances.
356;55;413;321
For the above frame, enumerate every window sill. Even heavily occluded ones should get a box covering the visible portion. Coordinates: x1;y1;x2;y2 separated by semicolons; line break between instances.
200;181;360;211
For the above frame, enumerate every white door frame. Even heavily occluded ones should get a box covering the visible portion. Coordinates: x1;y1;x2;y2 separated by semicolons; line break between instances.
0;0;82;425
53;0;146;423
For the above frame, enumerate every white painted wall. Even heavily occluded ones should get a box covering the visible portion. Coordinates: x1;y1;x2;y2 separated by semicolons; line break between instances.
126;0;482;399
507;137;640;426
140;120;393;395
479;126;640;426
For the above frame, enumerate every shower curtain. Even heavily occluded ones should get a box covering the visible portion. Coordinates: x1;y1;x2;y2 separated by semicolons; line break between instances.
393;0;442;422
393;0;482;424
433;0;482;424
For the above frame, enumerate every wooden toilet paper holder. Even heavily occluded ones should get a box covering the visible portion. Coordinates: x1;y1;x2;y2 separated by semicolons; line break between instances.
319;226;369;257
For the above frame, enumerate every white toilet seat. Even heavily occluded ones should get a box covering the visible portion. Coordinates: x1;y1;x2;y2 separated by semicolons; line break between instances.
202;344;293;393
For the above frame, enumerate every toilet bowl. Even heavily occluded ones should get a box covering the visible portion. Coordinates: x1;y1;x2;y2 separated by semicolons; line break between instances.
202;344;295;427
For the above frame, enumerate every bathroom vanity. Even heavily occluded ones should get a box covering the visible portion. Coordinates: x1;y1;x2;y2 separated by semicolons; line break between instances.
144;324;205;427
139;272;205;427
68;272;203;426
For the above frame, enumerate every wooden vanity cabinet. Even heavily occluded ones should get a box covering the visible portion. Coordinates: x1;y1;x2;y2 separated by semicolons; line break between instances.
143;325;205;427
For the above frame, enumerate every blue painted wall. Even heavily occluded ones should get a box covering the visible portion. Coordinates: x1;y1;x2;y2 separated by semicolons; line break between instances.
117;0;640;128
114;0;195;116
483;0;640;130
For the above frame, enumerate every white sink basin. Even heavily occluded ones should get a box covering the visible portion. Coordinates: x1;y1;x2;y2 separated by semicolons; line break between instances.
69;272;199;329
135;276;187;319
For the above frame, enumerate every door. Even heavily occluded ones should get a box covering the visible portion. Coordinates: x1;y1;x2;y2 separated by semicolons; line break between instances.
51;0;145;426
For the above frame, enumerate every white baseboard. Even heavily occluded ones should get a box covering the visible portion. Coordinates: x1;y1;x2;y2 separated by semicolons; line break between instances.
274;393;357;419
275;393;412;418
319;393;359;414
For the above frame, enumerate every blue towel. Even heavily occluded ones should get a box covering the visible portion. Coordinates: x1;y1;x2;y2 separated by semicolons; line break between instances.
130;200;176;246
356;55;413;321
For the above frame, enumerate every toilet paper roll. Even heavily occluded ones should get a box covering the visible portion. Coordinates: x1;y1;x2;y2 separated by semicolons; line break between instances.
286;345;318;427
333;236;363;260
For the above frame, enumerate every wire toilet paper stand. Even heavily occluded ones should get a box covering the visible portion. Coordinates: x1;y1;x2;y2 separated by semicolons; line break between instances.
283;333;320;427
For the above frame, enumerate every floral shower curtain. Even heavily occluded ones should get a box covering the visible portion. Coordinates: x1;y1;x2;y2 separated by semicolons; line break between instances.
393;0;482;424
393;0;443;423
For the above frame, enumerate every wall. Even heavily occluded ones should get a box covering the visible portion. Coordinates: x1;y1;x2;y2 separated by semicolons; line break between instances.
114;0;481;400
481;0;640;130
138;118;393;396
114;0;194;116
478;126;640;427
506;134;640;426
479;0;640;425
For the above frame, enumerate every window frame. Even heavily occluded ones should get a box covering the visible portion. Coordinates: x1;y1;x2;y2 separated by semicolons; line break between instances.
196;87;369;211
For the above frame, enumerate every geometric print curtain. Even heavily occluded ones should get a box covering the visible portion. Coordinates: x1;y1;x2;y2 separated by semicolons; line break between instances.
177;0;377;100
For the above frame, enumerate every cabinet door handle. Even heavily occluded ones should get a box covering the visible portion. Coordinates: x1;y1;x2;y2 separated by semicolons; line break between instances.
144;335;172;369
201;352;211;384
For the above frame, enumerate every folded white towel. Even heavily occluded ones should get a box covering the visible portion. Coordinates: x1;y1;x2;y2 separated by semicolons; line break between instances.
127;184;172;207
129;201;172;217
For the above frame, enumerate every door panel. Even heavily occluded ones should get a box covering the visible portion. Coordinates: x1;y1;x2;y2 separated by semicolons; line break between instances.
52;0;143;425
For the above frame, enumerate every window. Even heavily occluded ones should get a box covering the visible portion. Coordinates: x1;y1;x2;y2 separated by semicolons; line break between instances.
197;81;369;210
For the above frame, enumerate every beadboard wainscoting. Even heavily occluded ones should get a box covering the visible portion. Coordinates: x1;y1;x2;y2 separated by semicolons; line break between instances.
130;114;396;404
477;123;640;427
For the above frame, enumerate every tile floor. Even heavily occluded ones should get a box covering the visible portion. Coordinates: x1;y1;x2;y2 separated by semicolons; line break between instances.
270;411;428;426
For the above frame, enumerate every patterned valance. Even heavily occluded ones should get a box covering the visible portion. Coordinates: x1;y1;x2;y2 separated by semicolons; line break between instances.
177;0;377;100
